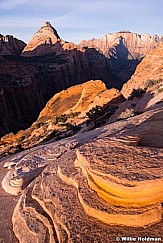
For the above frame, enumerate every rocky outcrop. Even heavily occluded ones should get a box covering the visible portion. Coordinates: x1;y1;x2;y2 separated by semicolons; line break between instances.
1;23;162;139
0;30;118;138
80;31;162;83
1;107;163;242
0;80;124;157
122;42;163;99
0;35;26;55
104;42;163;125
80;32;161;58
38;80;121;120
22;21;61;56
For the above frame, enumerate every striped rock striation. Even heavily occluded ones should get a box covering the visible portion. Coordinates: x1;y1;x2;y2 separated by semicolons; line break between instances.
2;107;163;242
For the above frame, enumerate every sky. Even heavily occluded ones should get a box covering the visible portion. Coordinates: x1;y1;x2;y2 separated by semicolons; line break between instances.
0;0;162;44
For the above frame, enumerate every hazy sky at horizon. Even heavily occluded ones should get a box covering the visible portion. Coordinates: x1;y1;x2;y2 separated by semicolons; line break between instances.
0;0;162;43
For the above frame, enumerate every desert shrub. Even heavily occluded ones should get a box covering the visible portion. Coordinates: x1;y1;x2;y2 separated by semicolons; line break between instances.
158;87;163;93
57;114;67;123
43;130;57;142
145;79;163;88
86;105;118;127
118;108;135;120
128;89;146;100
52;117;58;125
17;136;25;144
67;112;81;119
34;123;43;129
63;122;81;132
86;106;102;121
72;125;81;132
16;144;23;152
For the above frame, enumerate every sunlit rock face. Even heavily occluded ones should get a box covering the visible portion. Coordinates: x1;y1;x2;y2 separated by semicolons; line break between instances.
80;31;162;83
122;42;163;99
1;107;163;242
22;21;61;56
0;80;124;157
0;21;115;137
80;31;161;59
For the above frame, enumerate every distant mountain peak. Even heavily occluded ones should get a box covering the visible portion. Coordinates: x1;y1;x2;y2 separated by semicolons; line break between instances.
22;21;61;56
36;21;60;39
42;21;52;28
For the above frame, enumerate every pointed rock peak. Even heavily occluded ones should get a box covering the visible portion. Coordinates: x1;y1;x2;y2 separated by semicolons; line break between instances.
37;21;60;39
22;21;61;56
42;21;52;28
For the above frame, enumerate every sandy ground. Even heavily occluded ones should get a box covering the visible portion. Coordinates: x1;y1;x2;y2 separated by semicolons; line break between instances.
0;159;19;243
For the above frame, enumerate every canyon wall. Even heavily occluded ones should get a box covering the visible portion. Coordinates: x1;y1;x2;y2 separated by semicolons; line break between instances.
80;31;162;83
0;23;162;137
0;34;26;55
0;45;112;136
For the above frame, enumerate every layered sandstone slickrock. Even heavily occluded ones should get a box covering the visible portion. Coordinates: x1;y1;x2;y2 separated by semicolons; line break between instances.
1;108;163;242
0;160;19;243
0;80;124;157
38;80;123;121
0;35;26;55
80;31;162;83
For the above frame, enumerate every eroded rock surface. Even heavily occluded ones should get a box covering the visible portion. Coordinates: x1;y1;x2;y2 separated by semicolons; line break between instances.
122;42;163;99
0;80;124;158
2;108;163;242
22;21;61;57
0;35;26;55
80;31;162;84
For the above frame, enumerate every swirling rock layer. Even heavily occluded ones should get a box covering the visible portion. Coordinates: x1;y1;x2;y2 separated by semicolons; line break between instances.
4;108;162;242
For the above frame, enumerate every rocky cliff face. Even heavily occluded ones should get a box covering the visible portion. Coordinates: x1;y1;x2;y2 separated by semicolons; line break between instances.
0;23;162;138
22;21;61;56
0;48;113;136
102;43;163;127
0;22;116;137
80;31;162;83
80;32;161;58
0;80;124;157
122;42;163;98
0;35;26;55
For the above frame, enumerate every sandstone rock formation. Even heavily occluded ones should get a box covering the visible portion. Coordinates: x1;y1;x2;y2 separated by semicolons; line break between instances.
122;42;163;99
22;21;61;56
105;42;163;125
1;23;162;138
1;107;163;242
0;80;124;157
80;31;162;83
0;42;113;137
80;32;161;58
38;80;122;121
0;35;26;55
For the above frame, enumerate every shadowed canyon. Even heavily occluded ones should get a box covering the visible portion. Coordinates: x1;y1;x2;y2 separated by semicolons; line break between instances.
0;21;163;243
